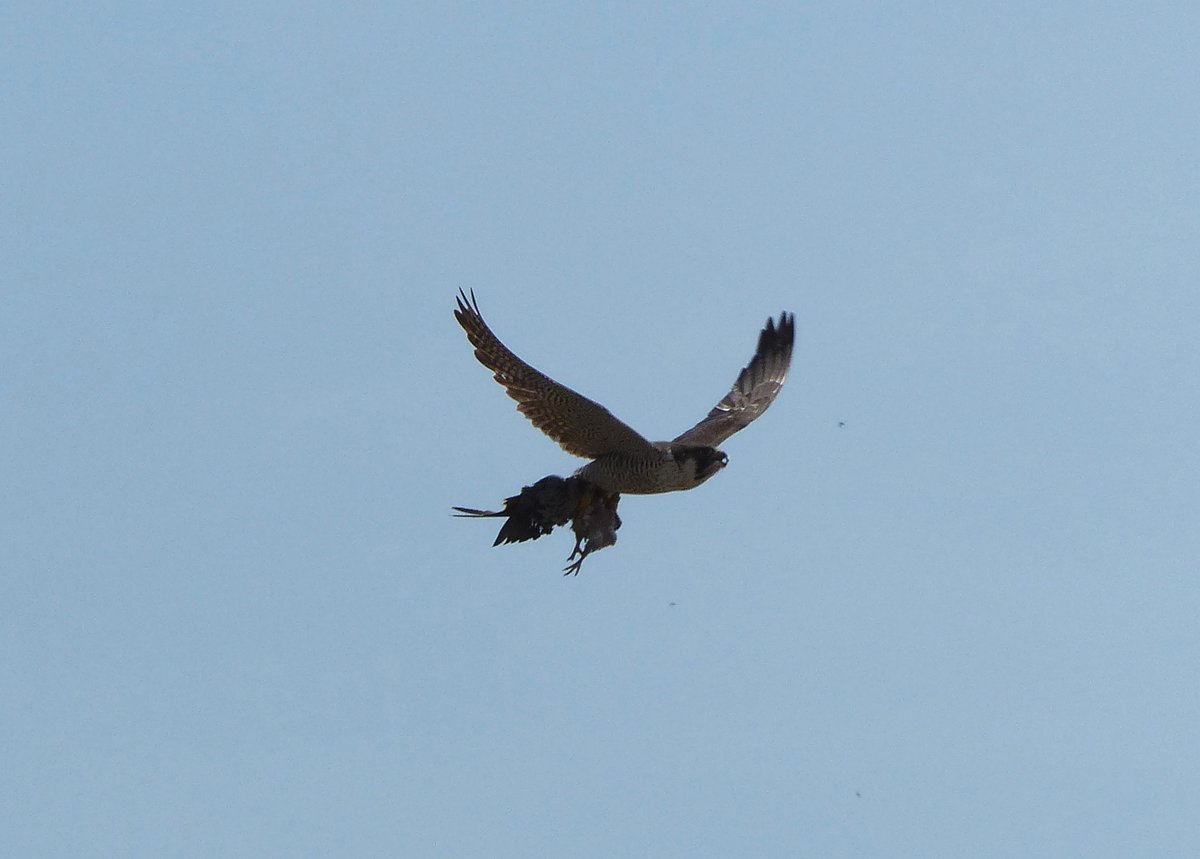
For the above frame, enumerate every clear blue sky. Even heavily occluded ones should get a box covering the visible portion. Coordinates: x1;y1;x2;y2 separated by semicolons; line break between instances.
4;3;1197;856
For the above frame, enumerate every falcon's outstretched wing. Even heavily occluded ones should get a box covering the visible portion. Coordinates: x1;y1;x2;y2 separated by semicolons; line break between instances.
672;311;794;447
455;290;657;459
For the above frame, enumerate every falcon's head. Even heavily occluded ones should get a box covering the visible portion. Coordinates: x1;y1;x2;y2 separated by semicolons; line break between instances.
673;445;728;487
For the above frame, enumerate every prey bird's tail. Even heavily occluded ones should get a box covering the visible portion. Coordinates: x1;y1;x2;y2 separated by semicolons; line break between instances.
453;475;584;547
455;474;623;574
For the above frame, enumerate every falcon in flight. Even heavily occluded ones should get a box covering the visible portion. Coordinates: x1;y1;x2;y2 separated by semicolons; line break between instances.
453;289;795;574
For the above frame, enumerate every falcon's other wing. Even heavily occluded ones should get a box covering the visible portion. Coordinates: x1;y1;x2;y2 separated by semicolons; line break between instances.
455;290;657;459
672;311;794;447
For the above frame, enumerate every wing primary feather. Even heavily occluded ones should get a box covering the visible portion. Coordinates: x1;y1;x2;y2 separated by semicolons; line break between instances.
454;290;656;459
671;310;795;447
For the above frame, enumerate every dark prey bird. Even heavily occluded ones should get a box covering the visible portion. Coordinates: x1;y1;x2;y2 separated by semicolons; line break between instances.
452;290;795;574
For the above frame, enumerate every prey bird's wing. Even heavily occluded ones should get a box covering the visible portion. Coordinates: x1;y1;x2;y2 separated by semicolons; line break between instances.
455;290;657;459
672;311;795;447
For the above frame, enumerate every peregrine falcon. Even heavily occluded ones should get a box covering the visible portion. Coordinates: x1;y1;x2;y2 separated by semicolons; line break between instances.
453;289;795;574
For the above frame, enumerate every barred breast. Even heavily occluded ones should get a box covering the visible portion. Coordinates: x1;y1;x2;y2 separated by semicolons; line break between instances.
575;451;703;495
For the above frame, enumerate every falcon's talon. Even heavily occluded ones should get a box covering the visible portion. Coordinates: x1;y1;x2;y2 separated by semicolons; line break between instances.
562;560;584;576
453;290;794;575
